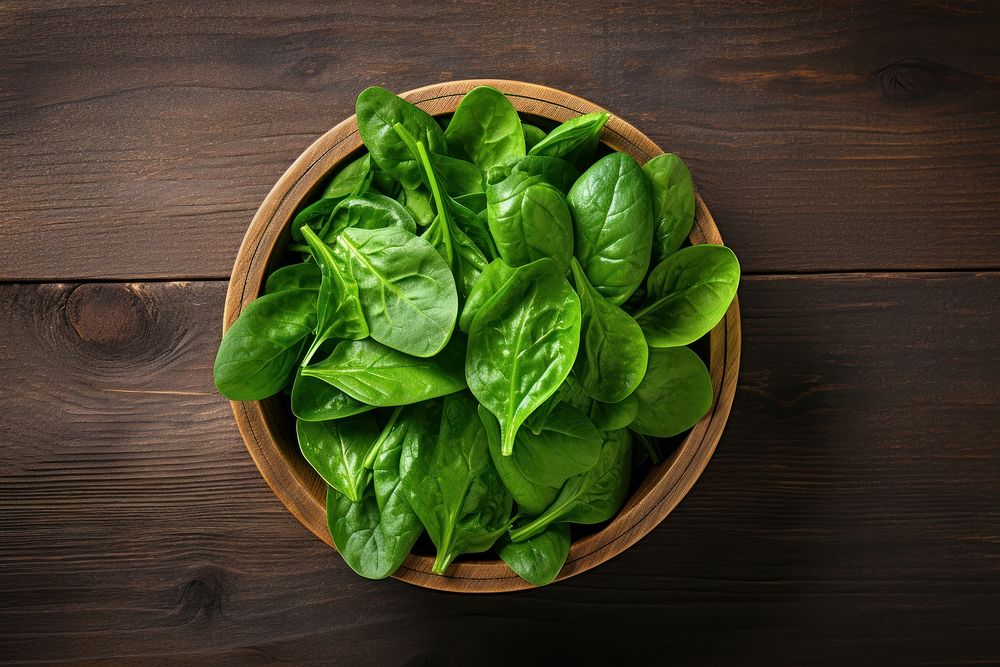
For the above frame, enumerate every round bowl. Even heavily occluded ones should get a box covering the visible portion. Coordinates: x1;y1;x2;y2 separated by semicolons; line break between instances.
223;79;741;592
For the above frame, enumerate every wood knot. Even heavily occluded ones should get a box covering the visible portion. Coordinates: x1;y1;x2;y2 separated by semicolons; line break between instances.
177;569;225;623
873;58;980;102
64;283;156;355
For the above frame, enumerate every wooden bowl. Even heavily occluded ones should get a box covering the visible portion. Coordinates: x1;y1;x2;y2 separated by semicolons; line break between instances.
224;80;741;592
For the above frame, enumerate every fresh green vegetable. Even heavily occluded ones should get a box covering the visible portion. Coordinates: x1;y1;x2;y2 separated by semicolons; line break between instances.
400;394;513;573
634;244;740;348
569;257;647;403
445;85;526;172
643;153;696;262
215;85;741;586
466;258;582;456
568;152;654;305
301;337;466;407
498;523;570;586
630;346;713;437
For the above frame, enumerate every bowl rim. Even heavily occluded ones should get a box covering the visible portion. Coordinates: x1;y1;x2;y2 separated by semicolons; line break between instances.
224;79;741;593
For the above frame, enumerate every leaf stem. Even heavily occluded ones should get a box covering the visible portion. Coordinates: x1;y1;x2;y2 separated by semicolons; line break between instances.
362;406;403;469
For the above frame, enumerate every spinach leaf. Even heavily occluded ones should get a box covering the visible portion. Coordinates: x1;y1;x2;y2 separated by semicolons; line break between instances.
291;368;374;421
481;404;602;515
264;262;320;294
320;193;417;242
291;197;339;243
523;372;592;435
634;244;740;347
400;394;513;574
335;226;457;357
300;225;368;365
643;153;696;263
630;346;713;437
430;153;485;198
509;429;632;542
458;258;517;333
396;184;435;227
521;123;546;152
498;523;570;586
466;258;582;456
326;405;424;579
589;393;639;431
297;413;380;502
445;85;525;172
568;152;654;305
488;155;580;195
528;111;609;168
453;191;486;214
569;257;648;403
356;86;446;189
302;337;467;407
214;288;316;400
321;154;371;199
487;180;574;271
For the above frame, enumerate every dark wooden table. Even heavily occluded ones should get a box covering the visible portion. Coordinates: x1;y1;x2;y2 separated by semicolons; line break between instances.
2;2;999;664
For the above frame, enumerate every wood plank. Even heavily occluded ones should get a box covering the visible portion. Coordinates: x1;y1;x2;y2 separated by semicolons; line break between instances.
2;1;999;280
1;274;997;664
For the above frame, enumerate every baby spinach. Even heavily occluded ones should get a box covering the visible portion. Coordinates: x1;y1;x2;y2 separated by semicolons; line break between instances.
486;179;574;271
320;193;417;242
458;258;517;333
326;406;423;579
301;337;466;407
291;369;374;421
498;523;570;586
396;184;435;227
528;111;609;168
299;226;368;365
214;288;316;400
509;429;632;542
335;225;457;357
297;413;380;502
590;393;639;432
521;123;546;152
321;154;371;199
356;86;447;189
481;404;602;515
400;394;513;573
643;153;696;263
569;257;648;403
263;262;320;294
634;244;740;348
430;153;485;198
568;152;654;305
445;85;525;172
291;197;339;243
466;258;581;456
630;346;713;437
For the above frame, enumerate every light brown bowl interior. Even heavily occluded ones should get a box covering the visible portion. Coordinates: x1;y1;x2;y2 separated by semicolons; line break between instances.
223;79;741;592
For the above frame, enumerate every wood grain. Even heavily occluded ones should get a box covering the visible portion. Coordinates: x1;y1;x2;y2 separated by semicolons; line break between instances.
2;1;1000;280
2;275;997;663
224;79;741;591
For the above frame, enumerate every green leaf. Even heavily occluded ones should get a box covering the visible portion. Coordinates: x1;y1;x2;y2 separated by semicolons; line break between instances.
634;244;740;348
335;226;458;358
326;405;424;579
264;262;321;294
643;153;696;263
213;289;316;400
399;394;513;574
301;337;467;407
458;258;517;333
589;393;639;431
290;197;340;244
297;414;380;502
321;154;371;200
498;523;570;586
356;86;447;189
299;226;368;365
487;179;574;271
630;346;713;437
509;429;632;542
481;404;602;515
569;257;648;403
430;153;485;198
445;85;526;172
521;123;546;152
568;152;654;306
396;184;435;227
528;112;609;168
466;258;582;456
320;193;417;242
290;368;374;422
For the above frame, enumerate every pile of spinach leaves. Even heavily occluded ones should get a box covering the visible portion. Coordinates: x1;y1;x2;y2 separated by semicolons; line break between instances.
215;86;740;586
